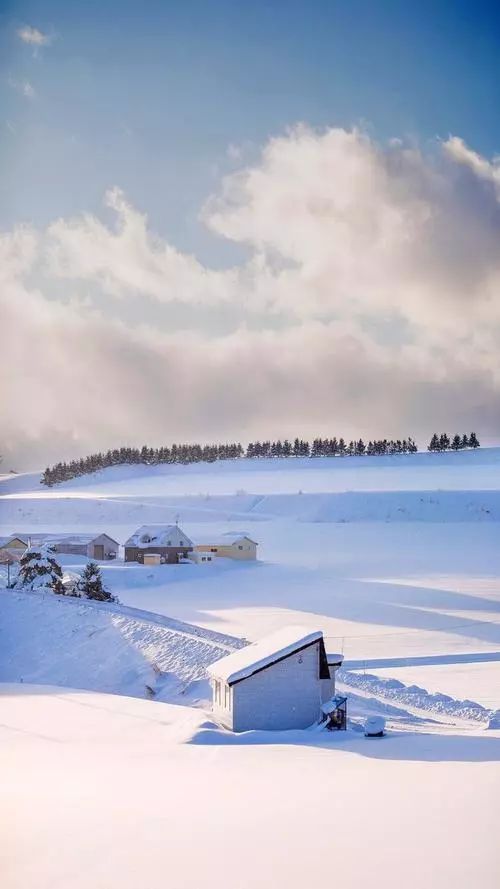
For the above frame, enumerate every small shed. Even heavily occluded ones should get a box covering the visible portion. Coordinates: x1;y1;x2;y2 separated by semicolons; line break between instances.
195;531;258;561
207;626;340;732
124;524;193;563
0;536;28;558
188;550;215;565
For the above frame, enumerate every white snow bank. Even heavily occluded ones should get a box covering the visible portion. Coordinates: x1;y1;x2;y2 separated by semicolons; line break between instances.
340;669;490;723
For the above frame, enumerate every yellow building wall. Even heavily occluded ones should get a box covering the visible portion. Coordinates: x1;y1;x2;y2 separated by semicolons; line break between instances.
195;542;257;561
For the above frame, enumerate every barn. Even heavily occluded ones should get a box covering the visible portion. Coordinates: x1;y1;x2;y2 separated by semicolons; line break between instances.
7;533;119;560
195;531;258;561
124;524;194;563
207;626;343;732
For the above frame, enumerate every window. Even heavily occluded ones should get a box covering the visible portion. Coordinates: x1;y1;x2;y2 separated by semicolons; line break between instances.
179;540;184;546
211;548;218;553
167;540;171;546
224;684;231;710
214;680;221;704
238;545;243;550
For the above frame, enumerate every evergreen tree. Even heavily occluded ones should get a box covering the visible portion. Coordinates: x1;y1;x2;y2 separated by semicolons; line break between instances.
15;545;65;594
461;434;469;449
469;432;480;448
439;433;450;451
451;434;462;451
428;433;440;452
75;562;116;602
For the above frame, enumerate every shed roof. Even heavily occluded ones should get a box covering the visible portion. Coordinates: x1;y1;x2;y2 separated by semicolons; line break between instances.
196;531;258;547
207;625;324;685
326;652;344;667
124;524;193;548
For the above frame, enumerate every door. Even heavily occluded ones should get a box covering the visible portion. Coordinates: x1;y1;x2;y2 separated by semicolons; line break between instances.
93;544;105;560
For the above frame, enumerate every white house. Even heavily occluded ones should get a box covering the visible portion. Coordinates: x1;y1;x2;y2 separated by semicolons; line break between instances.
206;626;343;732
195;531;258;561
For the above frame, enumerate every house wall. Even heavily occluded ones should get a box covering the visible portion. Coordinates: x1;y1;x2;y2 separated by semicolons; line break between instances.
54;543;88;556
229;641;324;732
211;679;234;730
124;546;192;563
196;541;257;561
90;535;119;559
189;551;214;564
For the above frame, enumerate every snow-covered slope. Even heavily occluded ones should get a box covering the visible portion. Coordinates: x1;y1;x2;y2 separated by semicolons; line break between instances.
2;684;499;889
0;590;243;703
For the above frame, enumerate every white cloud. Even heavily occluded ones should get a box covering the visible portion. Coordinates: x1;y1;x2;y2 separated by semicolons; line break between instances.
443;136;500;190
17;25;51;47
2;126;500;468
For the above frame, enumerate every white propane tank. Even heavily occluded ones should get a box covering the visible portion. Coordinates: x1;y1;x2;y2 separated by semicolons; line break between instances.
364;715;385;737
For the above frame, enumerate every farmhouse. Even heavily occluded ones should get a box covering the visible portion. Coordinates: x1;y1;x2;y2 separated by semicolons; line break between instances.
7;533;119;560
195;531;258;561
124;524;193;563
207;626;344;732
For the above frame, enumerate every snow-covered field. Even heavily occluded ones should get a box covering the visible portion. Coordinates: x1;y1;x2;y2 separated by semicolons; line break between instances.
2;684;499;889
2;449;500;887
3;449;500;705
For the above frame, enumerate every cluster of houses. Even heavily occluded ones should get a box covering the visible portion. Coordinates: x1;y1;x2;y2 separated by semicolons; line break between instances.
0;525;258;566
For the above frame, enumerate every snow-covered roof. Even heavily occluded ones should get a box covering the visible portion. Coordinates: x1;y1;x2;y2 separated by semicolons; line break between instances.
196;531;258;547
124;524;193;548
207;626;324;685
0;535;28;547
326;652;344;666
9;532;118;546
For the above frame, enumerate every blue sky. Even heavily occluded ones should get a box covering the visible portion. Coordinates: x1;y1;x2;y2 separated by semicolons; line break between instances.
2;0;500;261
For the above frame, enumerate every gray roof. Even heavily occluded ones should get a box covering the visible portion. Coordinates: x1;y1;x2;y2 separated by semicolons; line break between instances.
9;532;119;546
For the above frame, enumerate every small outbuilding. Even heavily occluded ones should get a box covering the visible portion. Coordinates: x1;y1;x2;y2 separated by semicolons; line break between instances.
0;536;28;558
124;524;193;564
195;531;258;561
188;550;215;565
7;533;119;560
207;625;343;732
